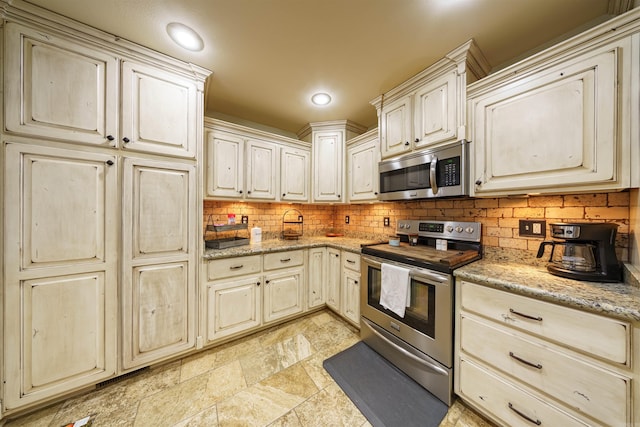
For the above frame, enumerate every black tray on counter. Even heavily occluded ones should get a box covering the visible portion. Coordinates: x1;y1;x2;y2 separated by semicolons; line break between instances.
205;236;250;249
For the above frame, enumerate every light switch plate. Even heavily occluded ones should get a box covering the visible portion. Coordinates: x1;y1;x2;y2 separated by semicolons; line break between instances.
519;219;546;237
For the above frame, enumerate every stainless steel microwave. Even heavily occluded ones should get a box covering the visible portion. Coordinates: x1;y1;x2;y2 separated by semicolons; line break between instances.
378;140;469;201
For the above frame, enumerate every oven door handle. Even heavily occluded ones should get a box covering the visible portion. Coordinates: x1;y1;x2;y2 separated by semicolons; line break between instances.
363;257;449;284
364;319;448;376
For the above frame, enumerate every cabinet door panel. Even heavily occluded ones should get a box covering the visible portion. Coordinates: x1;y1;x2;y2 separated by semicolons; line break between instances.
313;131;343;202
281;147;310;202
246;139;277;200
4;23;118;146
207;276;261;342
12;148;115;269
122;158;196;369
126;160;193;258
348;138;379;202
342;269;360;325
123;262;192;368
206;131;244;198
263;268;304;323
4;143;117;409
121;61;197;157
307;248;326;309
380;96;412;158
472;46;619;194
414;71;457;148
326;249;341;311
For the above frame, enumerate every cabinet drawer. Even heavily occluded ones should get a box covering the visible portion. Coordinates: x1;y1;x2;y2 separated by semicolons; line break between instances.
461;315;630;425
459;358;589;427
263;250;304;270
459;281;630;365
342;251;360;271
207;255;262;280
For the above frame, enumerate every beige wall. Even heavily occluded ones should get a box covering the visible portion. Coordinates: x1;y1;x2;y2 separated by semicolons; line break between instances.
204;191;631;261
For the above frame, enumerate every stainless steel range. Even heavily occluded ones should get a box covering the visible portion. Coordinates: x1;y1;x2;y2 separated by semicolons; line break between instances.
360;219;481;406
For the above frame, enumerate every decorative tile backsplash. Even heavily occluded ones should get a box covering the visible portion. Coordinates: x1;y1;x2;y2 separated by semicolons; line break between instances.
204;191;630;262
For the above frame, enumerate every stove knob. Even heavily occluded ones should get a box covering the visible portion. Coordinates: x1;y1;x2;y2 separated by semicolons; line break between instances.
446;225;454;233
405;224;411;230
465;227;474;234
455;226;463;233
399;223;405;229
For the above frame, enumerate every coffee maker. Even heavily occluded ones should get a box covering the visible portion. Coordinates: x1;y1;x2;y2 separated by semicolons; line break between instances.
536;222;622;282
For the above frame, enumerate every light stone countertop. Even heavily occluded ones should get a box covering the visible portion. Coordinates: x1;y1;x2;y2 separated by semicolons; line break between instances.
454;260;640;322
203;236;382;260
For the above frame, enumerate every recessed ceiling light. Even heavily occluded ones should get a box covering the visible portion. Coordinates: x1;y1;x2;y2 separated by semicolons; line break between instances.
311;92;332;106
166;22;204;52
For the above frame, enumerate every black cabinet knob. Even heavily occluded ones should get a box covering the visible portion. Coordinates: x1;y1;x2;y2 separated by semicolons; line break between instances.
414;138;419;143
239;190;243;194
256;281;260;286
475;179;482;186
123;137;130;143
106;135;115;141
404;141;410;146
282;193;286;197
247;191;251;194
106;160;114;166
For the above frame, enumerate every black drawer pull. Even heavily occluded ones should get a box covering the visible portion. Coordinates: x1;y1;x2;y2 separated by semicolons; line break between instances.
229;265;243;270
280;258;291;262
509;308;542;322
508;402;541;425
509;351;542;369
346;259;356;264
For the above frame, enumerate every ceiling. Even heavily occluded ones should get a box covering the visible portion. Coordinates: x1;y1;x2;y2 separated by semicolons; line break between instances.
24;0;633;136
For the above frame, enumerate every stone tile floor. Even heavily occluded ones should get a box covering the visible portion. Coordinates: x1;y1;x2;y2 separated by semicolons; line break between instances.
5;310;494;427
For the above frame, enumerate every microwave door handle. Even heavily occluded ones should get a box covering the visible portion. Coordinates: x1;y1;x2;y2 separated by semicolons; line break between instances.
430;155;438;194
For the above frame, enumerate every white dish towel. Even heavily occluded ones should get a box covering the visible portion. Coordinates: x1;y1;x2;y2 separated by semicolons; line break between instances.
380;263;411;318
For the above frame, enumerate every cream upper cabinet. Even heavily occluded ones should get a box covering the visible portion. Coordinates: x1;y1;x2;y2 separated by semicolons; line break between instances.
121;158;197;370
204;118;312;202
347;129;380;202
413;70;457;149
4;22;118;146
206;130;244;198
313;129;345;202
372;40;489;160
121;61;198;158
3;142;118;410
470;12;640;196
245;138;278;200
280;146;310;202
379;95;413;157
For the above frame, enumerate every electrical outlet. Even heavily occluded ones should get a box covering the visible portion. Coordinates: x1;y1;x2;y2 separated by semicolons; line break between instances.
345;215;350;224
241;215;249;224
519;219;546;237
383;217;390;227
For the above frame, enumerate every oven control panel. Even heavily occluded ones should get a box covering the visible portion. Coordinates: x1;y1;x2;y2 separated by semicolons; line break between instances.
396;219;481;242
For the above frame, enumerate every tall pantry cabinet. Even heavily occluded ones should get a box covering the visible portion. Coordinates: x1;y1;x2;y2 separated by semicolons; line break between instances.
0;0;211;417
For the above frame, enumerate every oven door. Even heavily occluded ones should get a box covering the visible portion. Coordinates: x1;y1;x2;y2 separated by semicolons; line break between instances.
360;255;453;367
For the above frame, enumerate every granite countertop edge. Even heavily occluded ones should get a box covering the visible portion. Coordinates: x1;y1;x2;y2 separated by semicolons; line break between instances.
203;236;379;260
454;259;640;323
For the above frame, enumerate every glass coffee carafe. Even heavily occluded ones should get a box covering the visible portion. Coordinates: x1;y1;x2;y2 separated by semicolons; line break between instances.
537;241;596;272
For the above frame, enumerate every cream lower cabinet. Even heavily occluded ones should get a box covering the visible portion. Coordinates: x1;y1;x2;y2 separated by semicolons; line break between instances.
340;251;361;326
326;248;342;312
263;250;305;323
121;158;197;370
204;255;262;343
469;13;640;196
455;280;633;426
3;142;118;410
307;247;327;309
